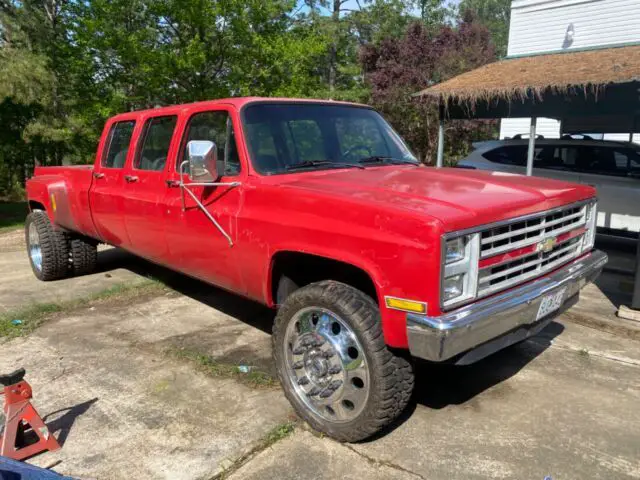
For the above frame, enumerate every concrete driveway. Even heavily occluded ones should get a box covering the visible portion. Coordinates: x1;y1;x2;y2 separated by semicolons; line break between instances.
1;231;639;479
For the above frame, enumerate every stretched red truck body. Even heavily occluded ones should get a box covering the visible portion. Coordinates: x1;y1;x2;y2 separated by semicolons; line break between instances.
25;98;607;441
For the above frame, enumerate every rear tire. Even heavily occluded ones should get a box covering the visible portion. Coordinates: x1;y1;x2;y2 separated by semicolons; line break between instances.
273;280;414;442
25;211;69;281
69;235;98;276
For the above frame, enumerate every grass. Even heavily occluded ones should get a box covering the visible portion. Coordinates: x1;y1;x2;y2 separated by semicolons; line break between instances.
0;201;28;233
0;279;166;339
578;348;590;357
170;347;278;389
214;421;296;479
262;421;296;447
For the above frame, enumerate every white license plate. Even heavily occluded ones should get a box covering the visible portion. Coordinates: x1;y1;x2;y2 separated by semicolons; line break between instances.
536;287;567;321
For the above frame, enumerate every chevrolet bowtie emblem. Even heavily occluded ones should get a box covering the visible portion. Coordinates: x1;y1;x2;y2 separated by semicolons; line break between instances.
537;237;558;253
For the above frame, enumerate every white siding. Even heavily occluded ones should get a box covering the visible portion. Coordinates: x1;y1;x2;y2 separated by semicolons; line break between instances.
507;0;640;57
500;118;562;139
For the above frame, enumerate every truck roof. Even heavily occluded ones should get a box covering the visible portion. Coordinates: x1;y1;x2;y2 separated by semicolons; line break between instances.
109;97;370;121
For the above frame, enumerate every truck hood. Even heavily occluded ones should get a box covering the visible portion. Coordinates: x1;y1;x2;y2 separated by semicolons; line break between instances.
278;166;595;232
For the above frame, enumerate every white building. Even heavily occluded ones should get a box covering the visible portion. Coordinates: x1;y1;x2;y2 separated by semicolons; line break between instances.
500;0;640;142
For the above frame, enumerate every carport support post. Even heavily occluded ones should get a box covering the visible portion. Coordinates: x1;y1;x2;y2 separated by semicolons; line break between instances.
526;117;537;176
632;233;640;310
436;103;444;168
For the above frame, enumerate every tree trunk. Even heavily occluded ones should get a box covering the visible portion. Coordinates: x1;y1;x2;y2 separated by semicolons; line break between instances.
328;0;341;94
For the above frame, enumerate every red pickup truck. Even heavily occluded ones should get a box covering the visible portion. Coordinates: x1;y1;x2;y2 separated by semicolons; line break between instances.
25;98;607;441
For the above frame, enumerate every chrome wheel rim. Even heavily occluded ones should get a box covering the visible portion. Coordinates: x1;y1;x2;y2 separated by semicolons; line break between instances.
284;307;370;423
28;222;42;271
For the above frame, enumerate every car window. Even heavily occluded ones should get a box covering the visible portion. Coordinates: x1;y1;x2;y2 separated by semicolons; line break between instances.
242;104;417;174
180;111;241;176
335;116;390;159
102;121;136;168
581;147;629;177
482;146;543;166
135;116;177;171
284;120;326;161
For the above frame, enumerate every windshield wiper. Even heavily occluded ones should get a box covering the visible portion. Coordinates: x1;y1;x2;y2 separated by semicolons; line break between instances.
358;156;419;166
285;160;365;171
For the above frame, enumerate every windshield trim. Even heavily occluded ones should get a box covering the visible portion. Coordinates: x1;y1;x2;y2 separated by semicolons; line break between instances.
240;101;414;176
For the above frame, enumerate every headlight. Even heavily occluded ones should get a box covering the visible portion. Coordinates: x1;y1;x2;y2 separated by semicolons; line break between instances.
443;274;465;301
441;233;480;309
581;201;597;252
445;237;466;264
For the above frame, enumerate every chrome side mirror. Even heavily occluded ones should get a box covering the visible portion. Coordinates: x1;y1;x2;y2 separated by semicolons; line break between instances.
186;140;218;182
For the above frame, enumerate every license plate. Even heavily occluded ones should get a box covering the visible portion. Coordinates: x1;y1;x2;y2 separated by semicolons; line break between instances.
536;287;567;321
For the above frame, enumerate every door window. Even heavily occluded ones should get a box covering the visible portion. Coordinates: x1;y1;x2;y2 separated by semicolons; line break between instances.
135;116;178;171
102;121;136;168
180;111;241;176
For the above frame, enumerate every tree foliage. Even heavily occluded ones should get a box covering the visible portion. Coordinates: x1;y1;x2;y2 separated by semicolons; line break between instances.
360;13;497;163
0;0;509;196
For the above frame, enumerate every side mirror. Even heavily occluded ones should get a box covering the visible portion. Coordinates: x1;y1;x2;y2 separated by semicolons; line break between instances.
186;140;218;182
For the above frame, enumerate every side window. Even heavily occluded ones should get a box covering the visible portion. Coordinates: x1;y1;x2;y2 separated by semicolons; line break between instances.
181;111;241;176
582;147;628;177
135;116;177;171
482;146;527;166
102;121;135;168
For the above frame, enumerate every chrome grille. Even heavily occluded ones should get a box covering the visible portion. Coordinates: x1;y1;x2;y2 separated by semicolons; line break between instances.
480;204;587;258
478;236;583;297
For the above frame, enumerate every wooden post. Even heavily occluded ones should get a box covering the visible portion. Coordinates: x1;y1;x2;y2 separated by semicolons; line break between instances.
526;117;537;176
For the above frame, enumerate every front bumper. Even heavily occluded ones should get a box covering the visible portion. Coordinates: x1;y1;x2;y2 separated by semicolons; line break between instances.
407;249;608;364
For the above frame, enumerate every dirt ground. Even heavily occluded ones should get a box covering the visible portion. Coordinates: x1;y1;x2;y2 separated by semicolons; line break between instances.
1;231;639;479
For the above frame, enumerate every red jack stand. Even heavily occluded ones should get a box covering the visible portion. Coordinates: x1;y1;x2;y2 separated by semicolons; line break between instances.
0;368;60;460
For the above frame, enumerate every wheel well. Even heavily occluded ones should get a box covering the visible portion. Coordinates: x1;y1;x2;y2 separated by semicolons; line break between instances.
29;200;46;212
271;251;378;306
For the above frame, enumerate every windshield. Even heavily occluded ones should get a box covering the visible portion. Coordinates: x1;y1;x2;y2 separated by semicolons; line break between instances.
242;103;418;175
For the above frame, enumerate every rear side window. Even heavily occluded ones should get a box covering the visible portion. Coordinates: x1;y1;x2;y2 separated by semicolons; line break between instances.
483;146;529;166
180;111;241;176
102;121;135;168
135;116;177;171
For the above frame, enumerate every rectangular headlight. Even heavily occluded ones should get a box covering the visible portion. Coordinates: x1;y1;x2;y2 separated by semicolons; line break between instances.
445;237;466;264
443;274;465;301
441;233;480;309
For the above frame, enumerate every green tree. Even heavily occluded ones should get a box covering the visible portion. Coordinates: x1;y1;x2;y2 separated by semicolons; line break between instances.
458;0;511;57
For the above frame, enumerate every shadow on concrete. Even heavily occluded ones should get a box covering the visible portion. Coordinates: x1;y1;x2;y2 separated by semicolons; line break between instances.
414;321;564;409
95;247;566;441
361;322;566;442
95;248;275;335
43;398;99;447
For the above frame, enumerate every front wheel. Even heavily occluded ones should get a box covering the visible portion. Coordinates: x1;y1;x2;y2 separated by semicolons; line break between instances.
273;280;414;442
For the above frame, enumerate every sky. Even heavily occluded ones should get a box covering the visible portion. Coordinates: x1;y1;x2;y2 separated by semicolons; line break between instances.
296;1;459;18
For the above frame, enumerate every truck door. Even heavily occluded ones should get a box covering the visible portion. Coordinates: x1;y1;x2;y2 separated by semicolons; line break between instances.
120;114;179;261
162;107;245;293
90;119;136;246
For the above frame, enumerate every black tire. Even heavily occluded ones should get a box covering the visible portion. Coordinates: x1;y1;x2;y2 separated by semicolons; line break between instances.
25;211;69;281
273;280;414;442
69;235;98;276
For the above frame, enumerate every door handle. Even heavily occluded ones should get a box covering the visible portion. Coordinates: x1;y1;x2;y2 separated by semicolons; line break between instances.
124;175;139;183
165;179;180;188
93;172;105;179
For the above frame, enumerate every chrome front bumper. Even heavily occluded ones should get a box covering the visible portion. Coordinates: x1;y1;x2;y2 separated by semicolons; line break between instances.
407;249;608;364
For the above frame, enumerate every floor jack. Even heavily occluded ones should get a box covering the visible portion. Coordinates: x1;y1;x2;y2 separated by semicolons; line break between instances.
0;368;61;460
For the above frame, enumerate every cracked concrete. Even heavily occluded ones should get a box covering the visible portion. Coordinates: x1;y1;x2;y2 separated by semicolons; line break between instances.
1;229;639;479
